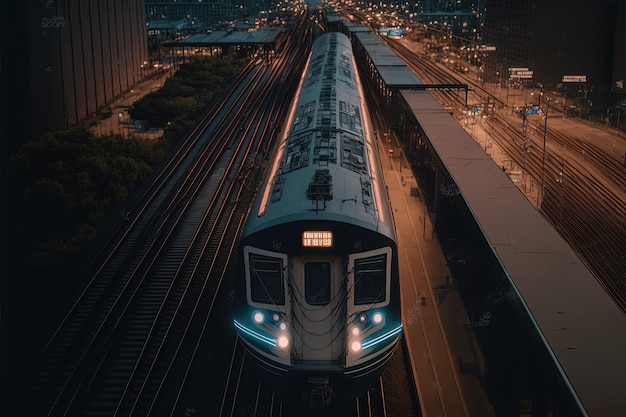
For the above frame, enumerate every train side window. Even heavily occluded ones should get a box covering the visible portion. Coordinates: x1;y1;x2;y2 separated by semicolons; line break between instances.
354;254;386;305
249;253;285;305
305;262;331;305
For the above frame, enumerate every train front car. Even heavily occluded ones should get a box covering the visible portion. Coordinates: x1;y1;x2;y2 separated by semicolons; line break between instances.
234;32;402;407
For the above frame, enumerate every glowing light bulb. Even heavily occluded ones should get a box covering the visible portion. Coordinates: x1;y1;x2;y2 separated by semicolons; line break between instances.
277;335;289;349
253;312;264;324
373;313;383;324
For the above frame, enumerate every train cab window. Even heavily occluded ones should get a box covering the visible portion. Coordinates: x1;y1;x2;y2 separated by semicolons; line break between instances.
354;254;386;305
249;253;285;305
305;262;331;305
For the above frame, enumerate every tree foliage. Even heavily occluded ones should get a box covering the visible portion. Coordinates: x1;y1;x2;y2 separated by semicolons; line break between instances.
7;127;165;277
130;54;247;129
6;53;247;283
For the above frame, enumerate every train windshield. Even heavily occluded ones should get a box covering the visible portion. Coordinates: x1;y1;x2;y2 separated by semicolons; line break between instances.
249;253;285;305
354;253;387;305
305;262;331;305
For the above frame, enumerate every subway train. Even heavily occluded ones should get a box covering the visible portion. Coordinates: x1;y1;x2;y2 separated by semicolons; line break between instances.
233;31;402;407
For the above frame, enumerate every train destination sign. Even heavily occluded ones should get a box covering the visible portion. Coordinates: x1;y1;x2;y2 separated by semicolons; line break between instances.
302;231;333;247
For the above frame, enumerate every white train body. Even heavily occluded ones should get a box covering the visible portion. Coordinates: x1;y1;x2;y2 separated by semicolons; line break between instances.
234;32;401;406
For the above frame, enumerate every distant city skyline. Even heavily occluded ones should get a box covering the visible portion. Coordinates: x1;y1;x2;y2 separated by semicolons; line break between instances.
1;0;623;159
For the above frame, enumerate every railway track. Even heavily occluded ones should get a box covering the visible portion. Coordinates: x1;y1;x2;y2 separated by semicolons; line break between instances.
386;36;626;313
484;108;626;306
219;332;420;417
221;337;394;417
28;17;313;417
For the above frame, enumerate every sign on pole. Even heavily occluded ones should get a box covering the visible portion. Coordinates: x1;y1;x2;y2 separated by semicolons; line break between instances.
562;75;587;83
509;67;533;79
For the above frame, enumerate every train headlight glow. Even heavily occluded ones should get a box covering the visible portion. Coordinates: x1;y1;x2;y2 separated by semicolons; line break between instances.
253;312;265;324
233;319;276;347
351;341;362;352
361;324;403;350
372;312;383;324
359;314;367;323
279;322;287;331
351;326;360;336
272;313;280;322
277;335;289;349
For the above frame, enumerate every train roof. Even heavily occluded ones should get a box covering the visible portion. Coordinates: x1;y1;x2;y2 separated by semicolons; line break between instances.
244;32;395;240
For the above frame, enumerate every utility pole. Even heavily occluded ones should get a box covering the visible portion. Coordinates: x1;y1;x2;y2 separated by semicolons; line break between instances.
540;96;550;208
519;104;530;193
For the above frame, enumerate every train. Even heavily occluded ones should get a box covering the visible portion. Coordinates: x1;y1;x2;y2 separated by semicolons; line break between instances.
233;31;402;407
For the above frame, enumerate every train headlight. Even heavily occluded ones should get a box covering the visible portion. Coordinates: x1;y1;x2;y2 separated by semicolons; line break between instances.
358;313;367;323
372;312;383;324
277;335;289;349
272;313;280;322
253;311;265;324
349;325;362;353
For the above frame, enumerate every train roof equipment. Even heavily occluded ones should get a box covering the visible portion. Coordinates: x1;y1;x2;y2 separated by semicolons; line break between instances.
245;31;395;242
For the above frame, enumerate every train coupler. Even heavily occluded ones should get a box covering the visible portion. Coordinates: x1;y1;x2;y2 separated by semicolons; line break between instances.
304;376;333;408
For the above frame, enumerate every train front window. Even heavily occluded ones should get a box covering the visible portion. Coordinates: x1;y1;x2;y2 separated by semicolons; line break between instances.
249;253;285;305
354;254;386;305
305;262;331;305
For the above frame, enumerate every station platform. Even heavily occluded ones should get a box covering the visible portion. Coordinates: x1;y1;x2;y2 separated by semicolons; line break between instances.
91;71;170;138
377;137;497;417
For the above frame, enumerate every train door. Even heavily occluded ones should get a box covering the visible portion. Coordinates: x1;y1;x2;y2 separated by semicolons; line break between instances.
291;256;345;362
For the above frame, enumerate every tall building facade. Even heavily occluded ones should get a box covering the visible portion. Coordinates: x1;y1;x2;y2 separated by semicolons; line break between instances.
482;0;531;85
417;0;482;13
24;0;148;136
145;0;243;26
483;0;623;114
610;0;625;96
